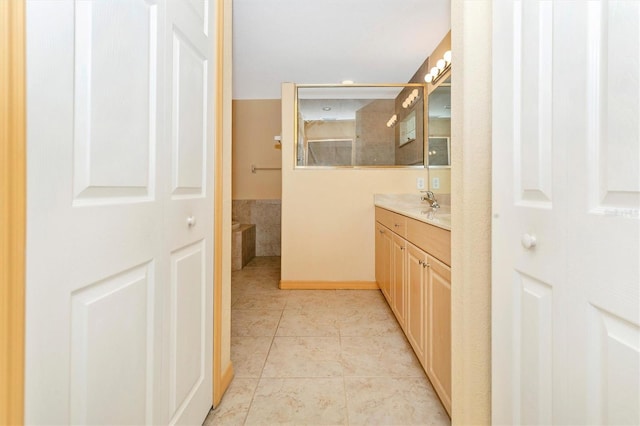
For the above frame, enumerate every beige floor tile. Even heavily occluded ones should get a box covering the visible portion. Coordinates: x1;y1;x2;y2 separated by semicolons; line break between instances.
334;289;387;310
232;271;281;293
243;256;281;269
344;377;450;426
232;309;282;337
203;378;258;425
262;336;343;378
285;290;339;311
232;292;289;311
231;336;273;378
340;334;425;377
244;378;347;425
338;305;402;336
276;309;339;337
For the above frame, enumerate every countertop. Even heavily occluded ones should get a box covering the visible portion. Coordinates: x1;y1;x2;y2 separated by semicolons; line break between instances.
374;193;451;231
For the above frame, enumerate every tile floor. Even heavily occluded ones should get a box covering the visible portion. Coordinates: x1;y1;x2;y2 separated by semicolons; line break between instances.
204;257;450;426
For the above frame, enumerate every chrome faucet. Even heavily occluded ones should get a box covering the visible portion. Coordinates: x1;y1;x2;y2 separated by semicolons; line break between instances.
420;190;440;209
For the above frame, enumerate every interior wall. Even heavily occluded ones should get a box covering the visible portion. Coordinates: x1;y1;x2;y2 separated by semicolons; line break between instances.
281;83;430;283
451;0;492;423
232;99;282;200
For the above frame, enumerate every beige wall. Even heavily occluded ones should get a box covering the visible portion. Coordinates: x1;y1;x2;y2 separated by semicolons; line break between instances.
232;99;282;200
281;83;430;283
451;0;492;424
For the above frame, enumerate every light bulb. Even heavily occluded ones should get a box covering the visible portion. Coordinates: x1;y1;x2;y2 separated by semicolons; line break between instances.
431;66;440;76
412;89;419;98
444;50;452;63
425;74;433;83
437;59;446;70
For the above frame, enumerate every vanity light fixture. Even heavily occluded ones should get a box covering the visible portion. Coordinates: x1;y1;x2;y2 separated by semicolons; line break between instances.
402;88;420;109
424;49;452;85
386;114;398;128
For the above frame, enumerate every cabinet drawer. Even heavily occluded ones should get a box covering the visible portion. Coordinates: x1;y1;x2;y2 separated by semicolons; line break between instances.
406;217;451;266
375;207;407;238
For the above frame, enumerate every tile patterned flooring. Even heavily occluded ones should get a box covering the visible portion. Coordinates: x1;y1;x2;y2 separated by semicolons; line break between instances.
204;257;450;426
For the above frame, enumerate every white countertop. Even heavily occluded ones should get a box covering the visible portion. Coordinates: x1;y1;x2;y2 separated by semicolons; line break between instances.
374;193;451;231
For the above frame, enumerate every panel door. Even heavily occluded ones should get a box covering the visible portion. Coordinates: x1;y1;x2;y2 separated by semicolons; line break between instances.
492;1;639;424
426;254;451;415
163;0;215;424
25;0;215;424
406;243;427;363
375;223;392;302
392;233;406;329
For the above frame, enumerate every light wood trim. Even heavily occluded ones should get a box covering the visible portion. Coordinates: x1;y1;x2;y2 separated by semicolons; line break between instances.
279;281;379;290
212;0;232;407
0;0;26;424
406;217;451;266
219;362;234;399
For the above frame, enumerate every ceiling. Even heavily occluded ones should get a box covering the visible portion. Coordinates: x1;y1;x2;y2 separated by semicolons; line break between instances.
232;0;451;99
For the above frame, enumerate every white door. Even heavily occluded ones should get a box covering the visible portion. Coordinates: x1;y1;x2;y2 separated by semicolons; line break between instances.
492;1;639;425
25;0;215;424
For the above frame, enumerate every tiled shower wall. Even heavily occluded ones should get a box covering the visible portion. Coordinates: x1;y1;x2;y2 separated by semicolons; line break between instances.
232;199;281;256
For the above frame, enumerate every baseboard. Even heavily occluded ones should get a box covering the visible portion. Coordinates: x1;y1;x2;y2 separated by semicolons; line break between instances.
214;362;234;407
279;280;380;290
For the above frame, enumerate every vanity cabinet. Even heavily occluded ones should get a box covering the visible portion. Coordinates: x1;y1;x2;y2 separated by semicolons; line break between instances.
406;243;426;362
374;206;451;416
375;222;392;302
391;234;406;329
426;254;451;414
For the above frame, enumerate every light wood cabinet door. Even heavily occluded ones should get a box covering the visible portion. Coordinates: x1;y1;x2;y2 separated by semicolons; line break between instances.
375;223;392;303
391;233;406;329
406;243;427;364
426;254;451;415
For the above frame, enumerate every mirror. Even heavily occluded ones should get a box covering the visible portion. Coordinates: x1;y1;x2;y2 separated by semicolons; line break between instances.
296;85;427;167
427;76;451;193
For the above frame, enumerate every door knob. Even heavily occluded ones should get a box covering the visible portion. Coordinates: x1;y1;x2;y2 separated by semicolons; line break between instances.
521;233;537;249
187;216;196;227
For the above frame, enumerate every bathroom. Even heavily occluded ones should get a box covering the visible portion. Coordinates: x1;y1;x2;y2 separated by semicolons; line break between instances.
226;16;455;421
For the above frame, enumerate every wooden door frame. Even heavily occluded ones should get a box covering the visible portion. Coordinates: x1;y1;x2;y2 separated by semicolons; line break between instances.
1;0;26;424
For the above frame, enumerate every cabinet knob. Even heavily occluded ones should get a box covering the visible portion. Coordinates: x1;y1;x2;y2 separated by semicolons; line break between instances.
418;260;423;265
521;233;537;249
186;216;196;227
423;262;430;269
394;224;399;228
400;246;404;251
379;229;384;234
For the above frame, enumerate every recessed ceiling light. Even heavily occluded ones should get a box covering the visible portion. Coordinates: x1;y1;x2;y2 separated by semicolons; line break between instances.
322;107;331;111
342;80;354;84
